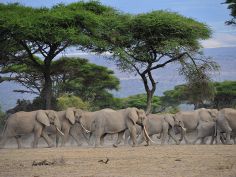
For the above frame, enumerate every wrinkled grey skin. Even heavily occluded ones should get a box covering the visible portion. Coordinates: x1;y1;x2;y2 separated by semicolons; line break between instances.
88;108;147;147
138;114;180;145
216;108;236;145
0;110;61;149
175;108;218;144
46;108;88;147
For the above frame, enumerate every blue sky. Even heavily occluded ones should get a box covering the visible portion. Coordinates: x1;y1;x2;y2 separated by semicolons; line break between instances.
1;0;236;48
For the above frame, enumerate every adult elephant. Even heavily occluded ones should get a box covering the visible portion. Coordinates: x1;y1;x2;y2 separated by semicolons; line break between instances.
216;108;236;145
0;110;63;149
74;108;109;146
175;108;218;144
47;107;88;147
138;113;182;145
76;108;153;147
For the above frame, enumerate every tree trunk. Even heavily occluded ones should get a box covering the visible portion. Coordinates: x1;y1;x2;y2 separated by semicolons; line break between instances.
42;74;52;110
41;59;52;110
146;90;154;114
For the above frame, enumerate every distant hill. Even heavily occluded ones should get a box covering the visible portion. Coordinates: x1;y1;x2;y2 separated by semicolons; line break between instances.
0;47;236;111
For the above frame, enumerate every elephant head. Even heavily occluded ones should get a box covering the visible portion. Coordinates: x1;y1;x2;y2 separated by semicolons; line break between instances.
128;108;147;126
65;107;76;124
172;114;185;131
74;109;90;133
128;108;155;144
43;110;64;136
172;114;186;141
207;109;218;121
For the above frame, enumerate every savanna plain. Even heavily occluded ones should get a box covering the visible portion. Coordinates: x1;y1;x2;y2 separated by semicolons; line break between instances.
0;144;235;177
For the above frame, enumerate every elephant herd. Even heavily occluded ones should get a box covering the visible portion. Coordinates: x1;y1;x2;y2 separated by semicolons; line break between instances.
0;107;235;149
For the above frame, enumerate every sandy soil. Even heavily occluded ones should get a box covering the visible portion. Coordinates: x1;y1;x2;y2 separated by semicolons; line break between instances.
0;145;235;177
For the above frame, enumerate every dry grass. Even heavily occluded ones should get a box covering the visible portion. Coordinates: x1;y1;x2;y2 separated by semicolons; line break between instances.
0;145;236;177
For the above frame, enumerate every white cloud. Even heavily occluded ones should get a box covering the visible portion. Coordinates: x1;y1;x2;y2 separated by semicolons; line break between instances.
201;33;236;48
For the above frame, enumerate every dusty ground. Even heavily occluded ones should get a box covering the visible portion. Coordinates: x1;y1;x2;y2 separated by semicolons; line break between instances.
0;145;235;177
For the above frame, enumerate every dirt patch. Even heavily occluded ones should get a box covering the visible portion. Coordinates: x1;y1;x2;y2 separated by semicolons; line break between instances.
0;145;236;177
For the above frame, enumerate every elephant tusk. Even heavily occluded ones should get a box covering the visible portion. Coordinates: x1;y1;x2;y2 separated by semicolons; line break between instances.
180;125;186;132
143;126;156;144
56;127;65;136
80;121;91;133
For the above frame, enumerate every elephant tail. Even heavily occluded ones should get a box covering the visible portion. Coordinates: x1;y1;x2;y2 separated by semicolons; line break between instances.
214;122;217;137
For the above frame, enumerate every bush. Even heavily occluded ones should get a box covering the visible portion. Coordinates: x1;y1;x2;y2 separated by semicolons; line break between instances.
57;94;90;111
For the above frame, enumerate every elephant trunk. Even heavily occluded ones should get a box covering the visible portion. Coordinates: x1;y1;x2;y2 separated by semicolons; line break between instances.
54;116;64;136
80;120;91;133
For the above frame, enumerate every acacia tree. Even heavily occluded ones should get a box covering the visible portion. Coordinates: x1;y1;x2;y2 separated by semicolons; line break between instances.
1;57;120;110
101;10;218;113
0;2;115;109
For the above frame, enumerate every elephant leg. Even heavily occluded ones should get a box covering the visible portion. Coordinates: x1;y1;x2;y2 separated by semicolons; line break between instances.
88;133;94;146
124;130;130;145
113;131;124;147
210;135;215;145
61;128;70;147
216;129;221;144
41;131;54;148
100;133;107;146
200;137;205;144
56;134;60;147
0;135;9;148
161;128;168;145
182;131;190;144
168;129;180;145
94;128;103;148
33;129;42;148
15;136;22;149
137;131;145;145
226;132;232;145
69;130;83;146
129;126;137;147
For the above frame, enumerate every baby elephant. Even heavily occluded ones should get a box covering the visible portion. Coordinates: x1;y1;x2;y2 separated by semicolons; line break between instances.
138;113;181;145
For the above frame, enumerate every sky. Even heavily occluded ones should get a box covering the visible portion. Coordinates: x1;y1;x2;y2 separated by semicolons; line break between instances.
1;0;236;48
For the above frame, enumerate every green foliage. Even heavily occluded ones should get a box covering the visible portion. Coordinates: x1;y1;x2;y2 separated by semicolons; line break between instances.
161;81;236;109
161;85;187;107
0;2;118;109
213;81;236;108
115;94;162;113
57;94;90;111
52;57;120;110
101;9;214;113
224;0;236;25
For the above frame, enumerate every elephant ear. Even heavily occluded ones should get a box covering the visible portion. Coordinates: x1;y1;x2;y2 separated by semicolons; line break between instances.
66;108;75;124
164;114;174;127
36;110;50;126
128;108;139;125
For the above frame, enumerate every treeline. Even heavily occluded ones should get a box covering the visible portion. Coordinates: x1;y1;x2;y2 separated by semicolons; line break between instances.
3;80;236;113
